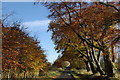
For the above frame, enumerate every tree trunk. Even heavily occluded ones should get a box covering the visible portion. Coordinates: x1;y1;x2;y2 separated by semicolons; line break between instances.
101;41;114;77
24;72;26;78
103;51;114;77
87;56;97;74
89;60;97;74
91;47;105;75
82;41;97;74
111;46;115;63
97;50;101;61
84;61;90;72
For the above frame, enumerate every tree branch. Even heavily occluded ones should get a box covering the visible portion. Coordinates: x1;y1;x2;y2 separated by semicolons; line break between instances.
99;2;119;12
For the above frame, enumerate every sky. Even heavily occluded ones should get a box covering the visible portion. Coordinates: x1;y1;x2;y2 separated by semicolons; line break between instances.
1;0;115;2
2;2;59;63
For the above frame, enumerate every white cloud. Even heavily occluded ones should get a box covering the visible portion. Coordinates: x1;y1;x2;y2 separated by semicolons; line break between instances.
22;20;51;31
23;20;51;27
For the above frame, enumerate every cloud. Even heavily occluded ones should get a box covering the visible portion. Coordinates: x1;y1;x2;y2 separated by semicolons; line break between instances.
22;20;51;31
23;20;51;27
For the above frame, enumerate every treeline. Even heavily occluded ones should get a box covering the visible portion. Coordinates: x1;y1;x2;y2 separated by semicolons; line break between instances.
2;22;50;78
43;2;120;77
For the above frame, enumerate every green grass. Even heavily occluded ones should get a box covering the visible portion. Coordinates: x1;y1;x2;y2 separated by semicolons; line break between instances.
37;70;62;79
47;71;61;78
70;69;120;80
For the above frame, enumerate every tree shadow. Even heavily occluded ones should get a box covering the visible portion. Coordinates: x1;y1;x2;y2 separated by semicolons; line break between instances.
53;70;75;80
76;74;110;80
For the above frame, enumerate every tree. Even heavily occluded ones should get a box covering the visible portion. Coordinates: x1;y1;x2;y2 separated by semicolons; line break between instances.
2;21;48;78
44;2;120;77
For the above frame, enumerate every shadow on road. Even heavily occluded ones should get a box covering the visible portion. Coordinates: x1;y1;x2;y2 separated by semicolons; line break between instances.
76;74;109;80
53;69;75;80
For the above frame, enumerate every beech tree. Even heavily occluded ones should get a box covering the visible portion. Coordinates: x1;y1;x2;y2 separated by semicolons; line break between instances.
44;2;120;77
2;21;49;78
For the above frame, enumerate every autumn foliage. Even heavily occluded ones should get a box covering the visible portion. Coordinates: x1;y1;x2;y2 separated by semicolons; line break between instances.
2;23;49;78
44;2;120;77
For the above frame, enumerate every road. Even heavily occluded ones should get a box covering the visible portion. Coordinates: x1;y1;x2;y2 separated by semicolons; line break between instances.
53;69;75;80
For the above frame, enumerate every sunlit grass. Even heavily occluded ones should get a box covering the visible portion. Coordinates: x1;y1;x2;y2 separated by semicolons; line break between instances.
71;69;120;80
37;68;64;79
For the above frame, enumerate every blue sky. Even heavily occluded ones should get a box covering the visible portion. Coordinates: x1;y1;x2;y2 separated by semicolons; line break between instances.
2;2;59;63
